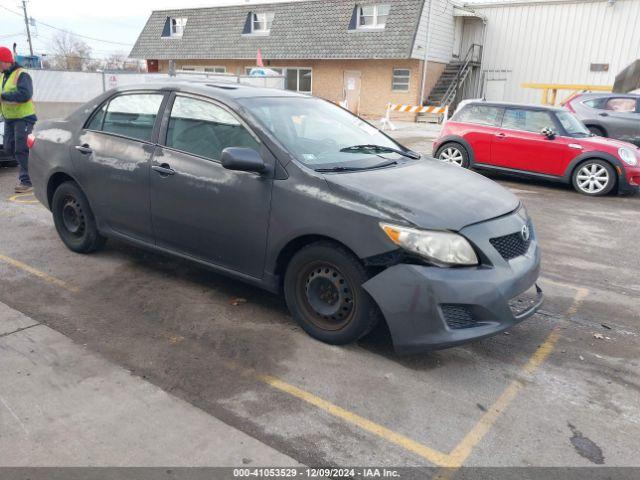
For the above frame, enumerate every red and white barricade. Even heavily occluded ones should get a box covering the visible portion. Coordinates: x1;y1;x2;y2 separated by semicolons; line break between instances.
381;103;450;130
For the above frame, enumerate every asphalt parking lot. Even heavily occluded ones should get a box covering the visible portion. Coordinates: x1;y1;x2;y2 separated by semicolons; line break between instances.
0;136;639;472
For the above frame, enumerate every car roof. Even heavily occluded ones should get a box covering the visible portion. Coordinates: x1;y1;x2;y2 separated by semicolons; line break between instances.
114;80;307;102
458;100;564;112
573;92;640;100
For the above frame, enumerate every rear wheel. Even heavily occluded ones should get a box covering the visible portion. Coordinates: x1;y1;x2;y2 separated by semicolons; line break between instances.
587;125;606;137
52;181;106;253
284;242;380;345
572;160;616;196
435;143;470;168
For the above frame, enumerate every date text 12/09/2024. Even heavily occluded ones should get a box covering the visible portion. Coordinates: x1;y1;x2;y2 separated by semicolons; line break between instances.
233;468;401;478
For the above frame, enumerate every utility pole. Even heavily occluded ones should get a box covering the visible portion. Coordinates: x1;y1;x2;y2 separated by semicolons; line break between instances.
22;0;34;57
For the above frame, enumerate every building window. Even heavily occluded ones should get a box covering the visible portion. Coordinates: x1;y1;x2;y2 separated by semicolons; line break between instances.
285;68;312;93
392;68;410;92
205;67;227;73
252;12;275;33
169;17;187;37
357;4;390;29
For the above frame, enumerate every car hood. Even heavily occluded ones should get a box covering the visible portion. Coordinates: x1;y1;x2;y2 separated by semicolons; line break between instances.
324;159;520;231
578;135;639;151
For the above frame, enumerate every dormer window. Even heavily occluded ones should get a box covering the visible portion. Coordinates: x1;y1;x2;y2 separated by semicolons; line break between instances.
251;12;274;34
356;4;390;29
170;17;187;37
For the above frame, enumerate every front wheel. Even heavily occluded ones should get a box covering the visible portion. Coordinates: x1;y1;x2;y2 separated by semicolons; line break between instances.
572;160;616;196
52;181;106;253
435;143;470;168
284;242;380;345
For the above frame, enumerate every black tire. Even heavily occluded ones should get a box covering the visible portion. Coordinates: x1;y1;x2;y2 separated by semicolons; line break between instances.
52;181;106;253
587;125;606;137
284;241;380;345
435;142;470;168
571;160;616;196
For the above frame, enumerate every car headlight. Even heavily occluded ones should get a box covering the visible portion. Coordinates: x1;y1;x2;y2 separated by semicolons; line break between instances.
618;147;638;166
380;223;479;267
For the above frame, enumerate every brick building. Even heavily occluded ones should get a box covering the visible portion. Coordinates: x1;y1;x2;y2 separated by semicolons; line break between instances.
130;0;480;118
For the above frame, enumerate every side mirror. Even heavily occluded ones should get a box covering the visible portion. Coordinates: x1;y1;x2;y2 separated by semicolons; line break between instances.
541;127;556;139
221;147;266;173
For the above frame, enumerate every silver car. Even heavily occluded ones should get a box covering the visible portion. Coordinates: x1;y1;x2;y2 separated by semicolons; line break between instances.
565;92;640;146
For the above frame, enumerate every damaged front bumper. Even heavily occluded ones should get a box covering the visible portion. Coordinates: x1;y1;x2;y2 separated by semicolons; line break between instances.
363;210;543;354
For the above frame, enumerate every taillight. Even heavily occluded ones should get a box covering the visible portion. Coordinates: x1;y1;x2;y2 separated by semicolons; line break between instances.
27;133;36;149
562;93;580;112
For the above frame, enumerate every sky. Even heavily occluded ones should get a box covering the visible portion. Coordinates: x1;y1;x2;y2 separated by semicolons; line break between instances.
0;0;310;59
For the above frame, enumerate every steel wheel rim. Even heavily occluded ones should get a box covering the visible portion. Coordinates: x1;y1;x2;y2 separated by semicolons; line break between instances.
439;147;464;166
298;262;354;331
576;164;609;193
61;196;86;237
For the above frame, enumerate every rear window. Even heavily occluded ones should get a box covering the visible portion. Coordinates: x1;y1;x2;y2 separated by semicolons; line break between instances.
583;98;607;109
454;105;501;126
99;93;164;142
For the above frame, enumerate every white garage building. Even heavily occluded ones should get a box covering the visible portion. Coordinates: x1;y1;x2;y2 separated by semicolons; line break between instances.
453;0;640;103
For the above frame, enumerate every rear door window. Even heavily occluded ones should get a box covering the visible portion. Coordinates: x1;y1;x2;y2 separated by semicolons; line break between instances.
86;103;107;131
454;105;502;126
101;93;164;142
502;109;554;133
165;95;260;161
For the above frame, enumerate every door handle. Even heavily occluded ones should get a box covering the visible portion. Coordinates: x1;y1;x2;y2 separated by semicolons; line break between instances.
599;112;609;117
152;164;175;176
495;133;506;138
75;144;93;154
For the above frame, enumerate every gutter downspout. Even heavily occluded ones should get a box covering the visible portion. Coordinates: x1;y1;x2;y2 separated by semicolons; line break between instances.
478;14;488;98
419;0;434;105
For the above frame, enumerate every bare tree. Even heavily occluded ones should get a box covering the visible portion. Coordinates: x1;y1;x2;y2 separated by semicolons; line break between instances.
105;52;127;70
104;52;145;72
49;31;93;71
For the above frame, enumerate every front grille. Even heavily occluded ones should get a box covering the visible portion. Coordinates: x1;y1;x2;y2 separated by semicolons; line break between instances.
490;230;531;260
441;305;476;329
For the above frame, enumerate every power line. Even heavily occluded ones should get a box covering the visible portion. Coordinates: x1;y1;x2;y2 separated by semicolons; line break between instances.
0;3;134;47
0;32;25;39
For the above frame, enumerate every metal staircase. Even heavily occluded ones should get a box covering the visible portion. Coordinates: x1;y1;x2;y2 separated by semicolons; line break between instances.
426;44;482;109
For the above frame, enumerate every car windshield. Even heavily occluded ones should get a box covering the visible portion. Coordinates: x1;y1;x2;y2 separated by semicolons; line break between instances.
239;97;409;169
556;111;591;137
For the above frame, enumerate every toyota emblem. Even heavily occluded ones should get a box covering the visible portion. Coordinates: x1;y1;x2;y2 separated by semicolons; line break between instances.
521;224;531;242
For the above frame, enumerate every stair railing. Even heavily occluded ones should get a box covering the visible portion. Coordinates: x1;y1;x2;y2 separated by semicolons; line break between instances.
440;43;482;107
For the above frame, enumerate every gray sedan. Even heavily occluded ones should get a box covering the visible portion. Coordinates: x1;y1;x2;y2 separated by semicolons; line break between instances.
0;118;16;164
28;82;542;353
565;92;640;146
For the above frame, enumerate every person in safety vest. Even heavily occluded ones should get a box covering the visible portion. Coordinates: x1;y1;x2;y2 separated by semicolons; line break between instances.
0;46;37;193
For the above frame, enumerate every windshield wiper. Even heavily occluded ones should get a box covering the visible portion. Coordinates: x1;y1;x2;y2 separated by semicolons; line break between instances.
339;144;421;160
315;160;398;173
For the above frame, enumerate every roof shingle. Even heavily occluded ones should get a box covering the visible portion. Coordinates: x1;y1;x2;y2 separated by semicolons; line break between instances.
130;0;425;60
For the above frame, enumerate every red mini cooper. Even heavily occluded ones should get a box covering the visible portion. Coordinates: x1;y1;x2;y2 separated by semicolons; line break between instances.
433;101;640;196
